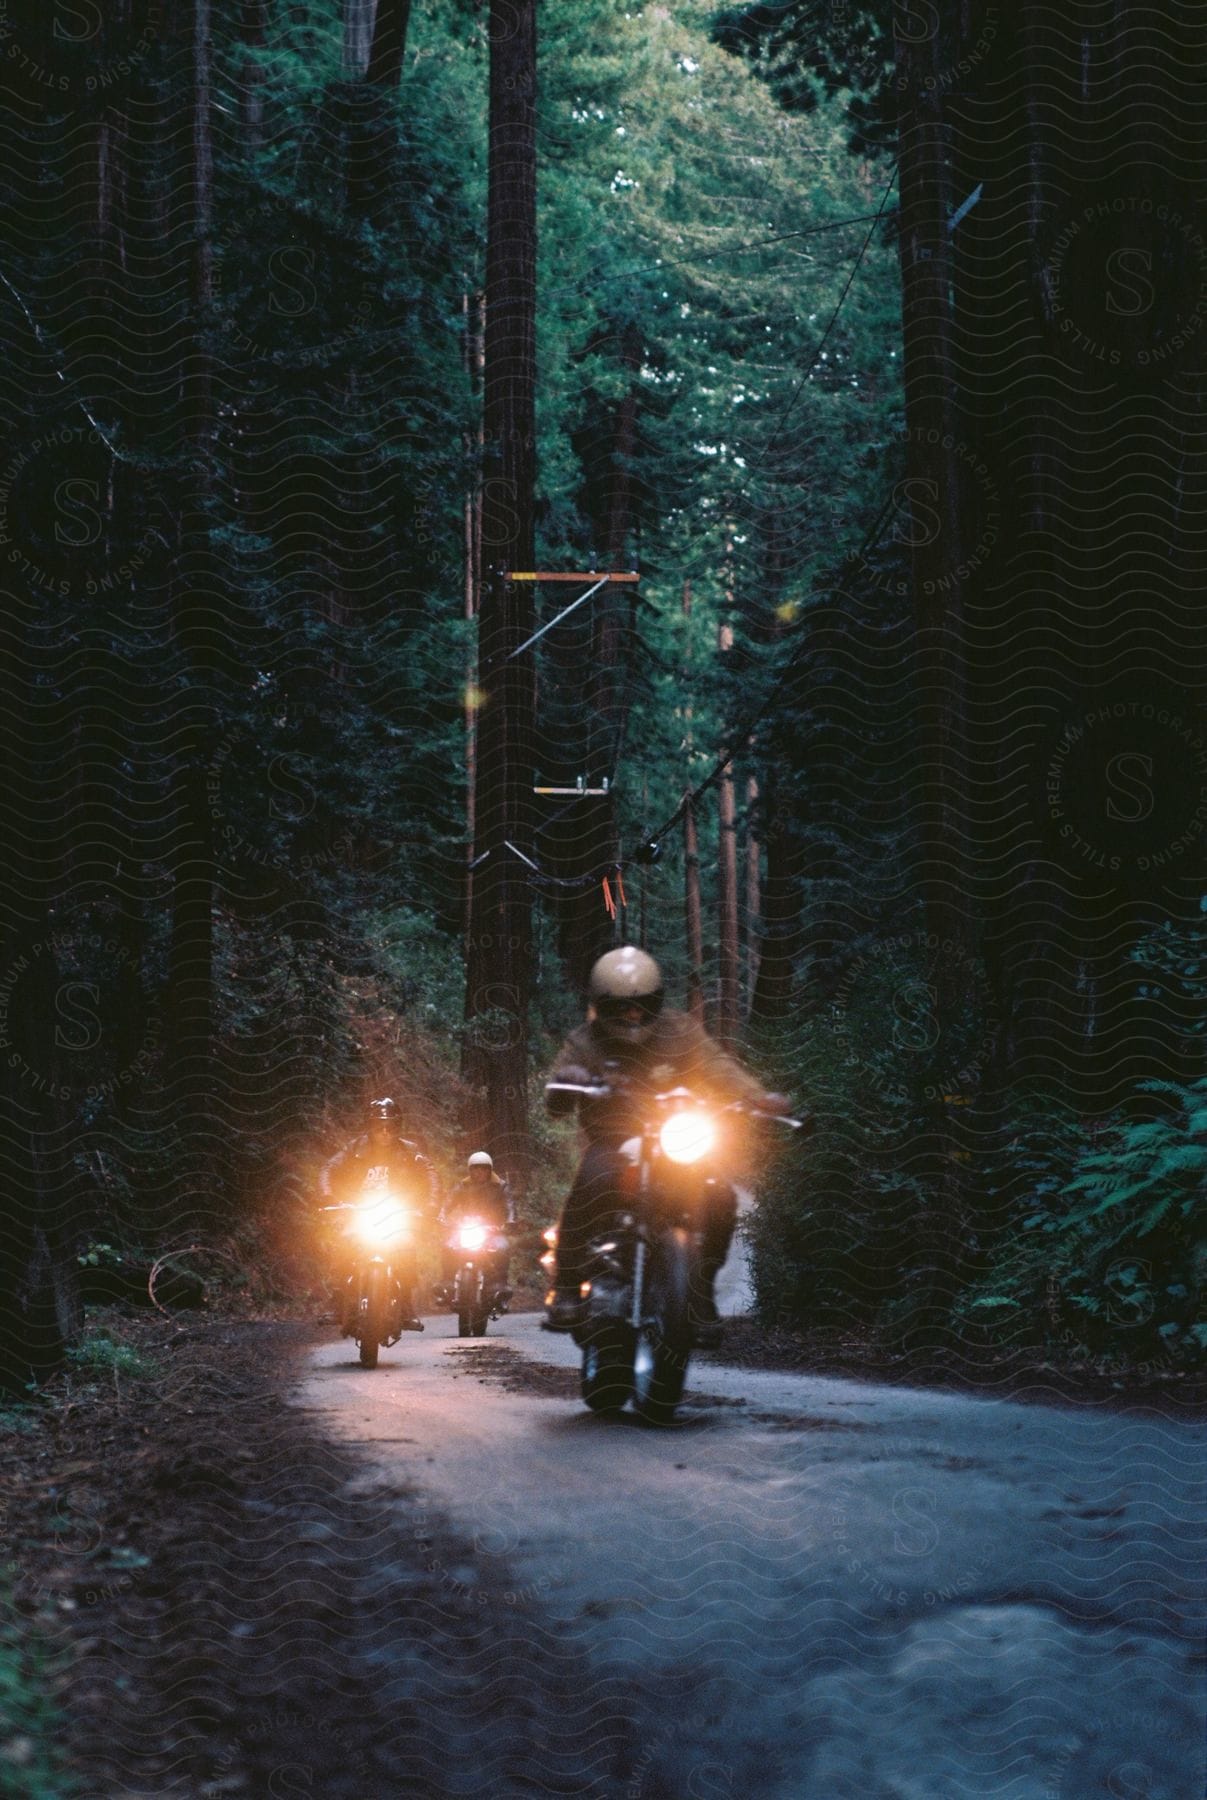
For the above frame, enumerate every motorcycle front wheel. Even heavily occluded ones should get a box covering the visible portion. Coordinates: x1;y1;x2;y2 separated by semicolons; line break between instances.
359;1263;386;1369
456;1267;485;1337
633;1231;692;1426
580;1322;634;1414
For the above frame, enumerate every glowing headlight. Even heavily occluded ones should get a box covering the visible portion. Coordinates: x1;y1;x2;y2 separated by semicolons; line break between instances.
355;1194;410;1246
659;1110;717;1165
457;1222;488;1252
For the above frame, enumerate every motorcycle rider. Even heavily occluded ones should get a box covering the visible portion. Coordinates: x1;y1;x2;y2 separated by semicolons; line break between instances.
543;946;790;1340
319;1097;441;1332
436;1151;514;1310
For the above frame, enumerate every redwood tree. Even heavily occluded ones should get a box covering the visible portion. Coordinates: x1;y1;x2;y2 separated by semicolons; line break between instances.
463;0;538;1182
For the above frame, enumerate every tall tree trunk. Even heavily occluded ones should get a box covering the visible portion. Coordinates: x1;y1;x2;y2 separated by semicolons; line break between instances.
347;0;413;215
750;767;798;1025
463;290;484;964
717;759;740;1049
894;7;974;1306
344;0;377;76
366;0;412;86
168;0;217;1203
238;0;270;145
745;771;761;1015
683;794;705;1024
0;647;77;1390
553;324;642;991
463;0;538;1185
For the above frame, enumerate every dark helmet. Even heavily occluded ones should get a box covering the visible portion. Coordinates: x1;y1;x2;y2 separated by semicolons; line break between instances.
588;946;665;1046
369;1097;399;1125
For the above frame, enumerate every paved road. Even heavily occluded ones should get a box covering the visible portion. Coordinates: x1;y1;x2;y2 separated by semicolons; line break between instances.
296;1289;1205;1800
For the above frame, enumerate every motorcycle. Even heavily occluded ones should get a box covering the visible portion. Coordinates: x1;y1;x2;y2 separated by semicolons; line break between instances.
444;1217;511;1338
321;1182;420;1369
544;1078;801;1423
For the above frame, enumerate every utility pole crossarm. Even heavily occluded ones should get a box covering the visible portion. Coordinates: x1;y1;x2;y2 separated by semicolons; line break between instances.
506;571;625;660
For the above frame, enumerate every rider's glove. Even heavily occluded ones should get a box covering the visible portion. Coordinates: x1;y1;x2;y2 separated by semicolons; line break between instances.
546;1065;592;1117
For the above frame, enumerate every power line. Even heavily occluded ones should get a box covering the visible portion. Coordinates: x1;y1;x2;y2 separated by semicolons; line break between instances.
518;164;902;888
544;208;891;300
479;169;902;900
748;161;898;474
628;447;904;866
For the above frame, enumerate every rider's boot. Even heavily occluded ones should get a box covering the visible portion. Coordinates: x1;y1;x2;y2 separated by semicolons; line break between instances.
689;1261;724;1348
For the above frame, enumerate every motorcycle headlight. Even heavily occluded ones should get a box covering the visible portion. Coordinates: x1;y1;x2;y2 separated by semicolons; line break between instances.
659;1110;717;1165
457;1222;488;1252
355;1193;410;1246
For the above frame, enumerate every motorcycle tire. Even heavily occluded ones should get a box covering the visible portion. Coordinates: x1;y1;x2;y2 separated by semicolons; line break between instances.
633;1230;692;1426
580;1322;634;1415
457;1268;486;1337
359;1265;385;1370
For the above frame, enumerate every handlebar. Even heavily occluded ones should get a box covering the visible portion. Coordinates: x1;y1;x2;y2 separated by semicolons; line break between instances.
544;1080;806;1130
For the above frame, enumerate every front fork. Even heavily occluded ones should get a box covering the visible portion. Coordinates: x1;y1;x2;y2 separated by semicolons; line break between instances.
629;1235;646;1330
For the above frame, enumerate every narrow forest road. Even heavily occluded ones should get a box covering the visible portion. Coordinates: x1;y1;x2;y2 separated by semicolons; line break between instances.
296;1293;1206;1800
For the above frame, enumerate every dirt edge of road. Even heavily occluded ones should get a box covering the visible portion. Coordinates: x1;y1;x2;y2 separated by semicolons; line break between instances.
1;1311;666;1800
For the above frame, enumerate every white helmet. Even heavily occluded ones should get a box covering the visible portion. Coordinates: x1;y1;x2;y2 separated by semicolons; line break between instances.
467;1151;494;1171
588;946;665;1046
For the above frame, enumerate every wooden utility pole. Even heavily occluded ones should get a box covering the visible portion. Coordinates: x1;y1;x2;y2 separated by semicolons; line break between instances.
463;0;537;1182
683;792;704;1022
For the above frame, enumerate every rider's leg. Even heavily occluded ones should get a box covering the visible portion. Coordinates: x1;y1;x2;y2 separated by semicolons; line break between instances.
546;1143;621;1328
399;1259;425;1330
434;1246;458;1305
488;1248;511;1310
692;1181;739;1333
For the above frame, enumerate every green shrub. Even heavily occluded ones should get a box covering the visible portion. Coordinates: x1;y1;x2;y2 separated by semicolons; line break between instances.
65;1332;156;1381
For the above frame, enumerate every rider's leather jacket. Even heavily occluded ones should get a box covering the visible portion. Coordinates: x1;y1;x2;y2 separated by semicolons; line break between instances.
546;1007;766;1145
442;1172;512;1230
320;1133;441;1217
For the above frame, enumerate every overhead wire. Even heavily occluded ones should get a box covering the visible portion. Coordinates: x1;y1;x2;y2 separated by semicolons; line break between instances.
544;208;892;299
511;161;902;896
